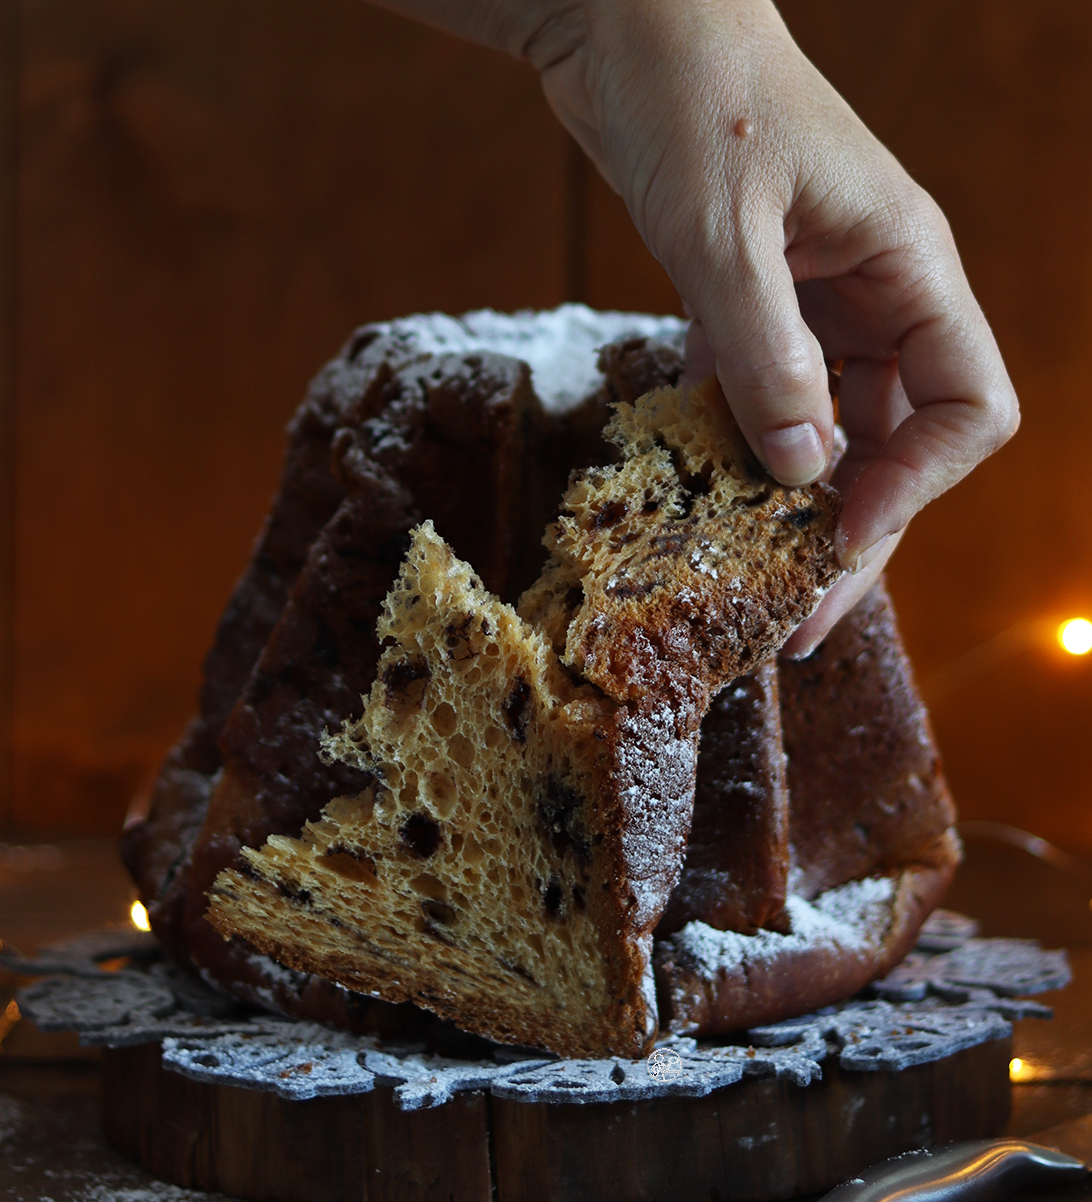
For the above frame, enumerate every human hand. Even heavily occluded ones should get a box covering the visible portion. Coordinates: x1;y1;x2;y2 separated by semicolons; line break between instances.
527;0;1018;652
375;0;1019;653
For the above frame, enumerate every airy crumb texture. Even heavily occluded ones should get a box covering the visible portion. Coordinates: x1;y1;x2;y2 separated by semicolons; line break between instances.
206;523;696;1058
518;378;842;703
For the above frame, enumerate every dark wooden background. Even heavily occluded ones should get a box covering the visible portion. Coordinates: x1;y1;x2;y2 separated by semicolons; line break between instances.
1;1;1090;857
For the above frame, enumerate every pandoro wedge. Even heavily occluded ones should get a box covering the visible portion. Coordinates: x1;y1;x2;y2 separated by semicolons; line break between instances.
519;380;841;703
205;379;842;1057
653;582;961;1038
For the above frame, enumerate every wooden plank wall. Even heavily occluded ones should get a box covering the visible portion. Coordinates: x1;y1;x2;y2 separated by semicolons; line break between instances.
0;0;16;833
2;1;1091;857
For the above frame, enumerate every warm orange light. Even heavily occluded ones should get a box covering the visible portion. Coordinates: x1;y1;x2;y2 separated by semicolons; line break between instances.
1059;618;1092;655
130;900;151;932
0;999;19;1047
1009;1056;1036;1082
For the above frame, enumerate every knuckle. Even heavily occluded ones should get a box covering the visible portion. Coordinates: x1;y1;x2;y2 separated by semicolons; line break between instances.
873;182;957;272
743;345;823;401
988;388;1021;449
895;183;953;247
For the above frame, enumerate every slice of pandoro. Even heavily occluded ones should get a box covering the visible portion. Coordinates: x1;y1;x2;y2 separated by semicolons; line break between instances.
655;662;790;936
654;582;960;1037
209;523;681;1057
519;378;841;705
779;581;958;897
205;380;841;1057
181;351;563;1016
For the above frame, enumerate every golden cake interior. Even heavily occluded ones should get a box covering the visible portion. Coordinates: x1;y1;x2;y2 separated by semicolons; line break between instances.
207;524;652;1055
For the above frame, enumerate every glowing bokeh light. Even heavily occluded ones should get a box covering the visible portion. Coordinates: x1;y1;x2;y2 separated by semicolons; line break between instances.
1059;618;1092;655
0;998;19;1046
130;900;151;932
1009;1057;1028;1081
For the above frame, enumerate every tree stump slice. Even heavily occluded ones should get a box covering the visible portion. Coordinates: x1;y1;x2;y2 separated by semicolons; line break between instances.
101;1035;1013;1202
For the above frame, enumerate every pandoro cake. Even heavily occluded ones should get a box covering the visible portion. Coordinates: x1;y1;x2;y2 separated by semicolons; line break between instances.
121;305;958;1059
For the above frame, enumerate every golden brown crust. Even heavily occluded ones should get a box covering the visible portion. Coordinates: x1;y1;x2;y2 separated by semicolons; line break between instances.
779;580;957;898
654;829;962;1037
123;317;961;1055
205;381;841;1057
656;663;789;936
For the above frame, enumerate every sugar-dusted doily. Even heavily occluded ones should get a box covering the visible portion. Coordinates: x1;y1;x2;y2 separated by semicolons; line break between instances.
9;910;1066;1110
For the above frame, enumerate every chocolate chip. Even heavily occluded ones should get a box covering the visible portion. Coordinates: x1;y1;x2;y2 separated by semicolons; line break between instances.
421;899;456;927
593;499;628;529
502;676;532;743
651;529;689;557
276;880;312;906
381;657;430;706
606;578;658;600
401;812;443;858
539;777;589;861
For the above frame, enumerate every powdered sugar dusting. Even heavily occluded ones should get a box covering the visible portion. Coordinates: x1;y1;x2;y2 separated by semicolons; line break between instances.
611;702;697;930
673;875;897;978
637;934;659;1039
13;922;1063;1109
801;875;897;940
80;1188;220;1202
0;1095;21;1145
349;304;685;412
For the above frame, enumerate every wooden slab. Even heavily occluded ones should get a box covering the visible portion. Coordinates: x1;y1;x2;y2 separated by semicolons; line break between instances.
102;1036;1013;1201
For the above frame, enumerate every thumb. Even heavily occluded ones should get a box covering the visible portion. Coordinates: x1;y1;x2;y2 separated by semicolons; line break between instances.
685;216;834;487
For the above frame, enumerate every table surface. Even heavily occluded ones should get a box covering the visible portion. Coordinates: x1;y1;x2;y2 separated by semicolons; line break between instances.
1;832;1091;1201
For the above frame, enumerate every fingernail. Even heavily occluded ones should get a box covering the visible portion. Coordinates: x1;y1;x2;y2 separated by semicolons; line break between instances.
782;636;821;661
840;531;895;574
759;423;826;486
